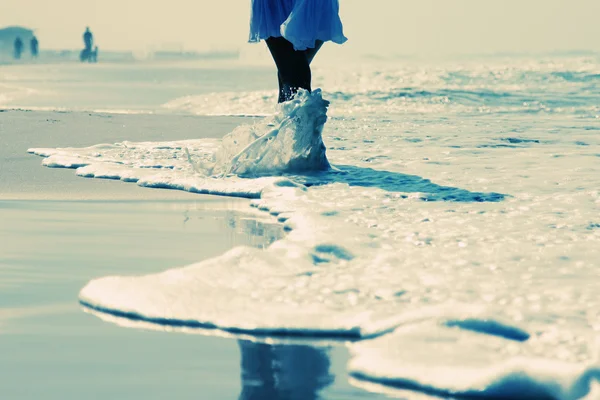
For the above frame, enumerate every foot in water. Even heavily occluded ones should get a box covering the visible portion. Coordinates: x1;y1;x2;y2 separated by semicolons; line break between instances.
208;89;331;177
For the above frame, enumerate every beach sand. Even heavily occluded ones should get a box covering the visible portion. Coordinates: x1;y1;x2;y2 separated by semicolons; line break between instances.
0;110;388;400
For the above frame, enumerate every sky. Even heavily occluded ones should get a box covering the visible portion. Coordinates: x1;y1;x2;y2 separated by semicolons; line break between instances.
1;0;599;56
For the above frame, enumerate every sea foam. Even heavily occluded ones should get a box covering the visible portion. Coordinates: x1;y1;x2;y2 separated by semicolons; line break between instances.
349;322;600;400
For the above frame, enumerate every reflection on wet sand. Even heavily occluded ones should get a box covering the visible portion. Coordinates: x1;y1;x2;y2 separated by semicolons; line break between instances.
224;211;283;250
238;340;334;400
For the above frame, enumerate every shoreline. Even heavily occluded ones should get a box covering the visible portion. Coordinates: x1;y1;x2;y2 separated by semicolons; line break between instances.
0;109;258;200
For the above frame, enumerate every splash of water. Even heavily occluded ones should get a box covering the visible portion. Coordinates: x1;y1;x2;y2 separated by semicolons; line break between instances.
207;89;331;177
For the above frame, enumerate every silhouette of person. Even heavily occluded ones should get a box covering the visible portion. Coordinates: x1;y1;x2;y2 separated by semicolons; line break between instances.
14;37;24;60
30;36;39;57
83;27;93;51
80;27;95;62
238;340;334;400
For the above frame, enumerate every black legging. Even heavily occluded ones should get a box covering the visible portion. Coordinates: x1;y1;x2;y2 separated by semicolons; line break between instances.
266;37;323;103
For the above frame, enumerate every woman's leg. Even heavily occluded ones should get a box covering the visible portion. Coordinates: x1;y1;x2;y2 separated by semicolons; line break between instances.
266;37;311;102
277;72;286;103
305;40;324;65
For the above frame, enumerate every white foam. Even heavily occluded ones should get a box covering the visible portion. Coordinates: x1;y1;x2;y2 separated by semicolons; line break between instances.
79;245;397;338
349;322;600;399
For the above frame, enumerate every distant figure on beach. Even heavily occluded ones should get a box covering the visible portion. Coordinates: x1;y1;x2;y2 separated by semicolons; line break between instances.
80;27;97;63
14;37;24;59
83;27;93;51
249;0;347;103
30;35;39;57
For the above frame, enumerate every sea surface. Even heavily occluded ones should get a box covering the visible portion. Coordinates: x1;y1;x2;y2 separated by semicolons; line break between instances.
2;53;600;399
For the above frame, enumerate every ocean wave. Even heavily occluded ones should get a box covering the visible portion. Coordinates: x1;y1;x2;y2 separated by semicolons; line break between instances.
161;56;600;118
163;87;599;118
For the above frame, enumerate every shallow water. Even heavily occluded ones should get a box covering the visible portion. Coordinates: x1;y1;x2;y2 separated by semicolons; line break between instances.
8;54;600;398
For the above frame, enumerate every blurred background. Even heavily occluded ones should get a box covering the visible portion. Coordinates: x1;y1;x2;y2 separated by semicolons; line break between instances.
1;0;599;63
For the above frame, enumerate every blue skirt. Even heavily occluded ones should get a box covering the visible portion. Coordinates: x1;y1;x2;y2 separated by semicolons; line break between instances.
249;0;347;51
